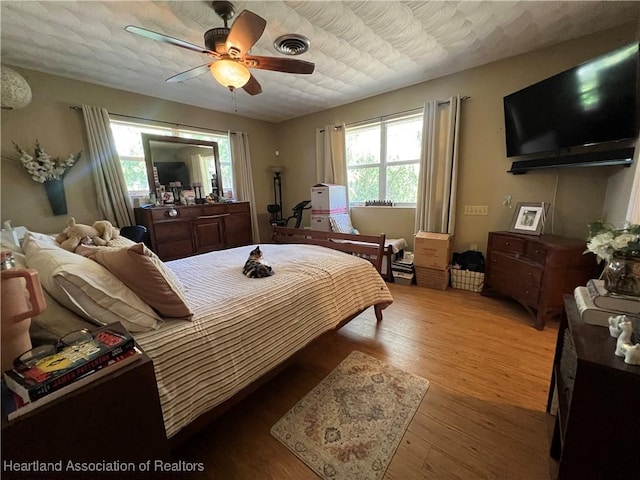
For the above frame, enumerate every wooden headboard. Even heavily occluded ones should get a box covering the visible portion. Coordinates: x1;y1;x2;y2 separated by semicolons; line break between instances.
271;227;386;275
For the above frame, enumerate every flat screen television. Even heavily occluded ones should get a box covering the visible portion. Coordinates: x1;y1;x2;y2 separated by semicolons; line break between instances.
154;161;190;188
504;42;639;174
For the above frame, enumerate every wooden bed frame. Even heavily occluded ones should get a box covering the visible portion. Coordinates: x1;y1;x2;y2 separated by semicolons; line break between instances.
272;226;386;272
168;228;391;448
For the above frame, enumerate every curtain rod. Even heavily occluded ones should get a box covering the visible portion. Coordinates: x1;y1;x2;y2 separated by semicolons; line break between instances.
345;96;470;129
69;105;230;135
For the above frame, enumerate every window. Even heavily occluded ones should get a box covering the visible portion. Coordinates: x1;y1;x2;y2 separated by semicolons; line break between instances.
109;120;232;198
346;113;422;205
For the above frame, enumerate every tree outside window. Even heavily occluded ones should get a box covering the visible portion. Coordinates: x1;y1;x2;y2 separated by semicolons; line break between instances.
110;121;232;198
346;113;422;205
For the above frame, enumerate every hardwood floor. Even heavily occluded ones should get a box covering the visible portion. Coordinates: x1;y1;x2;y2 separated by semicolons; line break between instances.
175;283;560;479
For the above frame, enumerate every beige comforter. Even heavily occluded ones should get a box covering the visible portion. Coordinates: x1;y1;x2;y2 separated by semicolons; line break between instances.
133;243;393;439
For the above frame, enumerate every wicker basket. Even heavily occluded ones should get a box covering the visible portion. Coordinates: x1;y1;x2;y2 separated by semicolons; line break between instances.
415;266;449;290
450;269;485;293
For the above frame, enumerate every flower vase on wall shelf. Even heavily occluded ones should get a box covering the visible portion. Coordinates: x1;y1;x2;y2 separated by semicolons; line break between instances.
43;179;67;216
12;140;81;217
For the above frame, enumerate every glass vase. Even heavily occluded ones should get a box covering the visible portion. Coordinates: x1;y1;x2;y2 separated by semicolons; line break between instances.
603;253;640;297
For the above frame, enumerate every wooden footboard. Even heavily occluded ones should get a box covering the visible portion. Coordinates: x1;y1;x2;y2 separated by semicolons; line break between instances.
272;226;386;275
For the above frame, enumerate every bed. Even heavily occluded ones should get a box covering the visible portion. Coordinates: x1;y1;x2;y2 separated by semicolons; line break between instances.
13;228;393;445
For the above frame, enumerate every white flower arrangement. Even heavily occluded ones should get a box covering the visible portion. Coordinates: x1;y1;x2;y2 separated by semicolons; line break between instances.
586;221;640;263
14;141;82;183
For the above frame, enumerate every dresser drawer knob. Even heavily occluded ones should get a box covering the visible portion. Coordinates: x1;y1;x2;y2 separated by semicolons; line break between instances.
504;241;510;246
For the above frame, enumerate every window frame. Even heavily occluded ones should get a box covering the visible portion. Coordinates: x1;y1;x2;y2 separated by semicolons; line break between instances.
109;119;232;198
346;111;423;207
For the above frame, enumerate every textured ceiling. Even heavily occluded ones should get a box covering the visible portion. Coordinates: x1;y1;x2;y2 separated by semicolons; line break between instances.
1;1;639;123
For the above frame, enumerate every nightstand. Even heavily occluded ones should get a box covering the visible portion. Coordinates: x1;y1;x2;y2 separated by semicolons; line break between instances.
2;350;168;477
547;296;640;479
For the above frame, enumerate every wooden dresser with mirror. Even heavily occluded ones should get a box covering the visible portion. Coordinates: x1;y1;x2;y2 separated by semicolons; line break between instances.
135;203;253;261
136;133;252;261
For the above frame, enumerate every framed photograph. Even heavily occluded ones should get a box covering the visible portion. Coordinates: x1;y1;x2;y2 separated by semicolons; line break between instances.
162;191;175;204
180;189;196;205
508;202;550;235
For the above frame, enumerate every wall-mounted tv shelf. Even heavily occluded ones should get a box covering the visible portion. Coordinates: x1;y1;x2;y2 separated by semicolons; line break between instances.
508;146;635;174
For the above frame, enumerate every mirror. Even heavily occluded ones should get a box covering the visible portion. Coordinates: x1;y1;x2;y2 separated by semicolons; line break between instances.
142;134;223;205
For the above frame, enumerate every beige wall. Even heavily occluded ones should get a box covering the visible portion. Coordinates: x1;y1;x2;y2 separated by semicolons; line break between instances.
1;70;278;237
275;23;638;255
2;23;637;252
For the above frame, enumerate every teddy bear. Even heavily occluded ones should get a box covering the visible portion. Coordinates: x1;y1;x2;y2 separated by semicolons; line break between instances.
55;217;120;252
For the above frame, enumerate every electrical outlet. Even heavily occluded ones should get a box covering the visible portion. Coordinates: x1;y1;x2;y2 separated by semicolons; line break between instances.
464;205;488;216
470;243;478;251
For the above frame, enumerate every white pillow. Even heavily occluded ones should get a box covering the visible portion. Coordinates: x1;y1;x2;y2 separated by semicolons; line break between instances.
23;233;162;333
329;214;359;234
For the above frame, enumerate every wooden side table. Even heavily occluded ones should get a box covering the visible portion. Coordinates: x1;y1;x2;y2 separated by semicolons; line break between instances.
2;350;168;478
547;296;640;479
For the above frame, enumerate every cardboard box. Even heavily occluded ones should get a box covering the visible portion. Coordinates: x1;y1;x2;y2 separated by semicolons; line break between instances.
310;214;331;232
413;231;452;270
415;266;449;290
311;183;347;215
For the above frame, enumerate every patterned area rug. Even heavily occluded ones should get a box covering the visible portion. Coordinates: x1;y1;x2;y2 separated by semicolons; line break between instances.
271;351;429;480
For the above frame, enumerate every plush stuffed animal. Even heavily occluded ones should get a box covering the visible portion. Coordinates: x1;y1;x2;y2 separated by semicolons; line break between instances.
92;219;120;244
55;217;120;252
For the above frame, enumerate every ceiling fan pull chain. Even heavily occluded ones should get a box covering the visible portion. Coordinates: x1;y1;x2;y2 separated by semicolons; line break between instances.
232;88;238;113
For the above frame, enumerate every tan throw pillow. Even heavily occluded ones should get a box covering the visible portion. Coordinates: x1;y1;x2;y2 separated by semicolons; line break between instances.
78;243;193;320
23;233;161;333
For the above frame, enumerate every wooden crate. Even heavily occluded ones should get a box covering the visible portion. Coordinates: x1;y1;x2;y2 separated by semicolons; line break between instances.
415;266;449;290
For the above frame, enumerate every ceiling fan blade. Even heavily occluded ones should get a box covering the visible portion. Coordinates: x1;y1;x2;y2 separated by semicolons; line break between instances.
243;55;315;74
166;63;214;83
125;25;220;58
242;74;262;96
225;10;266;58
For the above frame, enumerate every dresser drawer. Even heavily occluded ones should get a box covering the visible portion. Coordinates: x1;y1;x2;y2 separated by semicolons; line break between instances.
154;221;191;242
490;252;543;284
525;242;547;265
226;202;250;214
490;234;525;254
488;269;540;307
201;204;227;216
151;207;180;221
179;206;204;219
156;239;193;260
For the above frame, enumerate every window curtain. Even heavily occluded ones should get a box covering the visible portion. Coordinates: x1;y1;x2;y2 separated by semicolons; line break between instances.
188;154;209;192
230;131;260;243
315;124;347;185
81;105;134;227
414;95;461;235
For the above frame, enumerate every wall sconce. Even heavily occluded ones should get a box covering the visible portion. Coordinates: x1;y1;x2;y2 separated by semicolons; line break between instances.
1;66;32;110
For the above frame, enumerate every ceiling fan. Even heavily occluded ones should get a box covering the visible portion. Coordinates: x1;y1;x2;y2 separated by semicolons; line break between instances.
125;1;314;96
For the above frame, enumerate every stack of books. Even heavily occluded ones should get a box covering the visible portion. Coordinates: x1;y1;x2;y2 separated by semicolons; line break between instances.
392;257;415;285
574;279;640;327
2;322;141;420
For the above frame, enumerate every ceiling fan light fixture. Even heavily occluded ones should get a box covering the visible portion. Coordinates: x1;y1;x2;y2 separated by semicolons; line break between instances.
210;59;251;89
